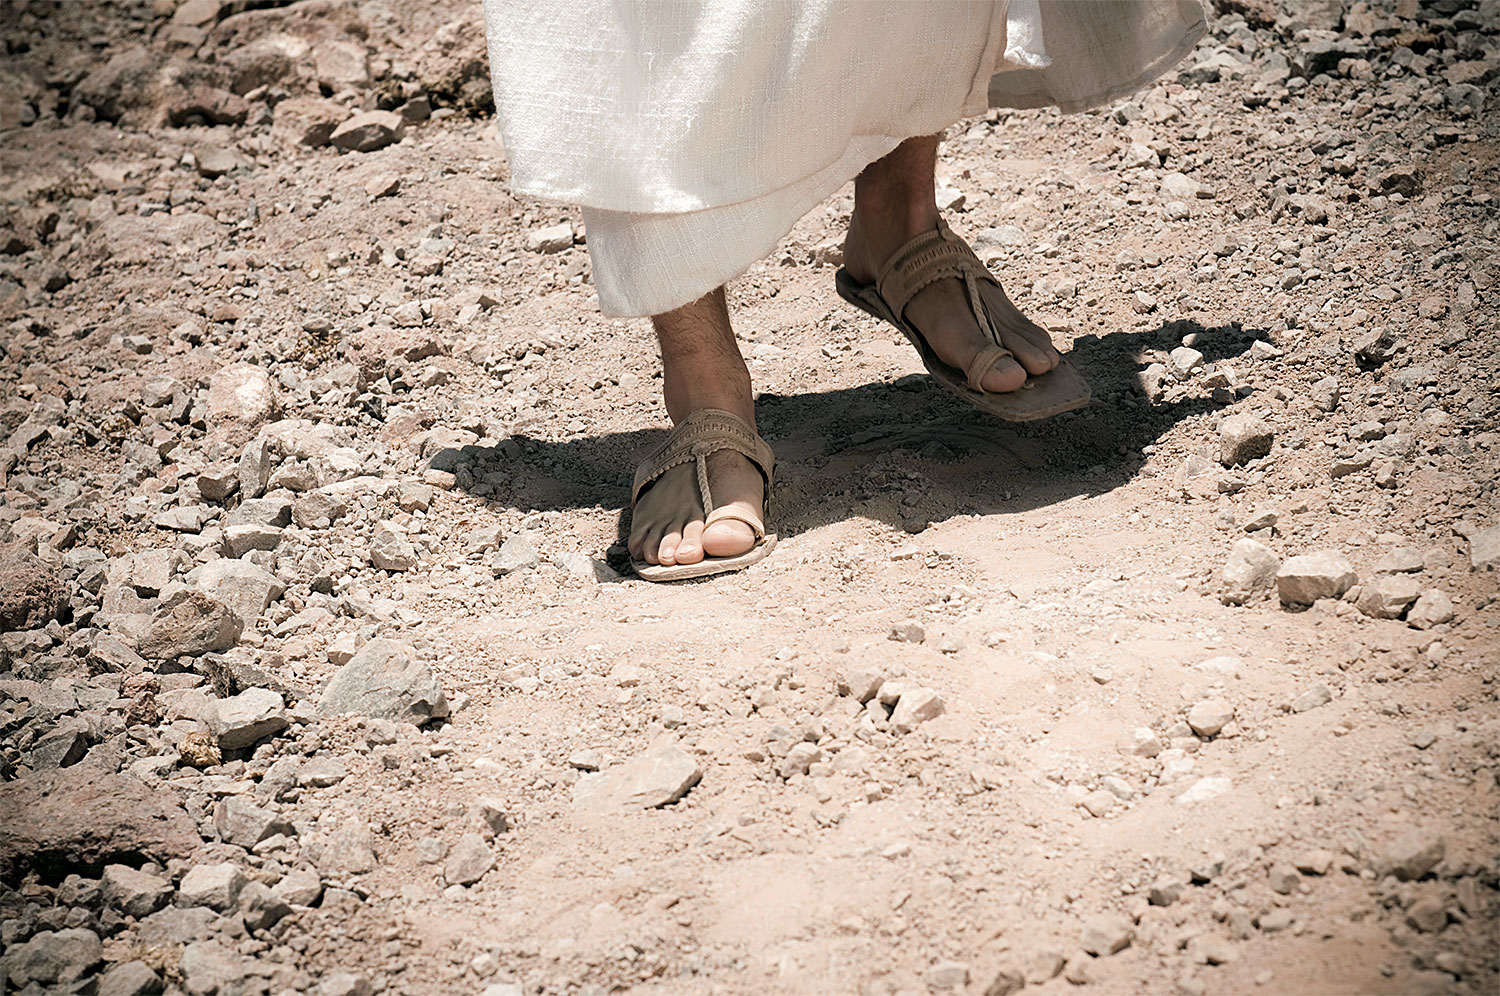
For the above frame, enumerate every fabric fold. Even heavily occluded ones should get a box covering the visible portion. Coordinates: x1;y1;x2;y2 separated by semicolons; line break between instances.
485;1;1207;316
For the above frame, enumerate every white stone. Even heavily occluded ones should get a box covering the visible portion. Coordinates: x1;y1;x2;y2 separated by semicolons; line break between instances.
1174;776;1232;804
1277;551;1357;605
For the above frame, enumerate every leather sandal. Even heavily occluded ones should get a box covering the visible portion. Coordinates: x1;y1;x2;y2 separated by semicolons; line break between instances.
835;219;1090;421
630;408;776;582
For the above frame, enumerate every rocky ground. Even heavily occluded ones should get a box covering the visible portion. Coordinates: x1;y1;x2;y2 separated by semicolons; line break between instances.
1;0;1498;994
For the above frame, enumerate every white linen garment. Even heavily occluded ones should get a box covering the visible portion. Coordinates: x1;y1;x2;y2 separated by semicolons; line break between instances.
483;1;1207;317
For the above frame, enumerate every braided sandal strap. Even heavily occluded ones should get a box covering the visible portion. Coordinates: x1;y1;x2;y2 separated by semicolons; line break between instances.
873;220;1016;391
631;409;774;536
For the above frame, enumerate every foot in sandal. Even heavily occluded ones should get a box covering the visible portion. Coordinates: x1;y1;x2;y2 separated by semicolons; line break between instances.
841;135;1075;407
626;288;772;579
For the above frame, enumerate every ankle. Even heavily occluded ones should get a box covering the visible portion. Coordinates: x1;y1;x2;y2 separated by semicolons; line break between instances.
851;195;939;248
662;365;754;424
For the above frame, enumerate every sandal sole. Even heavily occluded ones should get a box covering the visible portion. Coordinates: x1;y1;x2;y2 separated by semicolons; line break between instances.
631;534;777;582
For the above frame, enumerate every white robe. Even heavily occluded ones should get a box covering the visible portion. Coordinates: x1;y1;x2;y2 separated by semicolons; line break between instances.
483;1;1207;316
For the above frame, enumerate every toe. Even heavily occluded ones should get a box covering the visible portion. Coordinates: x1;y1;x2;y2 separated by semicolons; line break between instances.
981;283;1059;375
657;529;684;566
636;527;664;565
1007;324;1060;375
702;517;756;558
675;520;706;564
976;353;1028;393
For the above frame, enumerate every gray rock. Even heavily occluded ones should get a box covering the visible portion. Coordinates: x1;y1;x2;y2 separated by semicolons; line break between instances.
0;927;102;985
0;553;68;631
985;964;1026;996
271;868;323;906
211;687;288;749
1290;684;1333;713
315;821;378;876
101;863;172;917
238;437;273;499
224;523;283;558
1352;326;1400;364
1187;699;1234;737
554;550;618;582
836;668;884;703
1355;575;1421;619
890;687;945;733
329;110;405;152
1276;551;1357;605
292;488;349;528
443;833;494;886
473;797;511;835
1079;790;1116;818
1159;171;1205;201
370;521;418;571
136;590;242;659
177;863;246;912
571;743;702;812
1148;876;1185;907
110;549;187;595
1381;830;1446;881
226;495;292;528
527;222;574;253
1470;526;1500;571
237;880;291;930
1406;589;1454;629
924;961;970;990
0;766;199;882
1374;547;1424;574
492;532;540;575
1174;776;1232;804
778;742;823;779
154;505;209;533
888;620;925;643
298;755;348;787
207;365;279;445
1310;375;1340;412
214;795;293;847
1405;897;1447;933
178;941;245;996
320;972;374;996
1169;345;1205;378
30;719;90;769
1218;413;1275;467
135;906;222;947
1079;914;1133;956
96;960;163;996
318;639;449;725
197;463;240;503
189;559;284;625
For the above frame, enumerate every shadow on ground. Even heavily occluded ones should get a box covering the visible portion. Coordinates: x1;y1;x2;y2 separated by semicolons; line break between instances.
436;319;1265;560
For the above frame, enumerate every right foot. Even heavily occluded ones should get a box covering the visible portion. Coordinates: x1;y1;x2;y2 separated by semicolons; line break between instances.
843;210;1061;393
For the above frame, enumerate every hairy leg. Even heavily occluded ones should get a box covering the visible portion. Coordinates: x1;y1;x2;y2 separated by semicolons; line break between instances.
628;288;765;567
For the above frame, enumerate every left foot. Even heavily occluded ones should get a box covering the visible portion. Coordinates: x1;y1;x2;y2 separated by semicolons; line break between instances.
843;209;1061;393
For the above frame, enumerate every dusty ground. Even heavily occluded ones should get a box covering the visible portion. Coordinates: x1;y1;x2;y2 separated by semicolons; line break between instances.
1;1;1498;995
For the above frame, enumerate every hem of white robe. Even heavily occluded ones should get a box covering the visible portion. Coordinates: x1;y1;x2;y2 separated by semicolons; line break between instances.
580;11;1208;318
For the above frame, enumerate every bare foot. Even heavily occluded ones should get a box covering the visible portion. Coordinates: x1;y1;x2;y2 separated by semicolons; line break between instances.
845;136;1060;393
626;288;766;569
627;447;764;567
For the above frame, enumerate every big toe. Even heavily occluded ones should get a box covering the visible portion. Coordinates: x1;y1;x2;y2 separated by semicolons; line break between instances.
702;518;756;558
975;354;1028;393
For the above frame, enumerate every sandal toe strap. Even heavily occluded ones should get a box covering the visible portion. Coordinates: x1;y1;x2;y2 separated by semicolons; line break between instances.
632;409;775;518
965;343;1016;392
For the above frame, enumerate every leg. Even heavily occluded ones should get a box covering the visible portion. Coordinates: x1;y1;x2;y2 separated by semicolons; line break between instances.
844;135;1060;392
627;287;765;567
